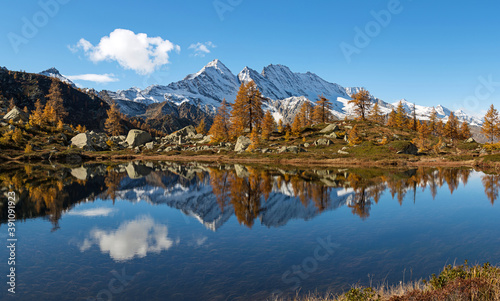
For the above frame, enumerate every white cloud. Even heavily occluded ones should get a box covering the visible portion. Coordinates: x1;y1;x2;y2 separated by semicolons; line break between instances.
66;73;119;84
188;41;216;57
80;216;174;261
67;208;116;217
72;29;180;75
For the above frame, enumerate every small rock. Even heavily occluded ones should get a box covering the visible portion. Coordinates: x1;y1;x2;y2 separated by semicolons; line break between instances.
314;138;331;146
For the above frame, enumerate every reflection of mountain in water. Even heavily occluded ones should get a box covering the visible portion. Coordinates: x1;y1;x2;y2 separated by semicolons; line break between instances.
2;161;496;231
114;171;356;231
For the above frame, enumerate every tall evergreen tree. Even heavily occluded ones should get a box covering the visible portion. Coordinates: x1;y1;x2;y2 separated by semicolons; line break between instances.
459;121;471;140
482;104;500;143
312;95;332;124
298;101;313;127
104;101;123;136
208;99;232;143
277;119;284;133
291;114;301;136
261;111;276;140
348;88;372;120
45;79;67;124
369;102;384;124
411;103;417;131
395;101;408;128
429;107;438;134
196;118;208;135
443;112;459;139
231;81;264;133
435;120;444;136
387;109;397;127
29;99;45;127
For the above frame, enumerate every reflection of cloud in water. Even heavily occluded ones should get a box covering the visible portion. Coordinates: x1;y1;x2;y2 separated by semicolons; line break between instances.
80;216;174;261
67;208;116;217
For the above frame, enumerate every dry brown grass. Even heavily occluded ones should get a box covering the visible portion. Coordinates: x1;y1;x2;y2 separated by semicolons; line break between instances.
277;262;500;301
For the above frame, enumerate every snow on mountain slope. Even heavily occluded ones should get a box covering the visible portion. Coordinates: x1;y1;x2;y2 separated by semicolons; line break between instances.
104;59;238;111
39;67;76;88
392;99;483;126
104;59;483;125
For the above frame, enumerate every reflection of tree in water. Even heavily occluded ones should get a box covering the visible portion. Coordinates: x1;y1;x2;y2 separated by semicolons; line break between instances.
482;174;500;205
104;168;125;203
0;165;105;230
0;163;494;230
229;168;263;228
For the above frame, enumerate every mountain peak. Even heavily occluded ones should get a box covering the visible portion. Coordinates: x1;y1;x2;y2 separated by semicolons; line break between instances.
39;67;76;87
40;67;61;76
205;59;231;73
186;59;234;81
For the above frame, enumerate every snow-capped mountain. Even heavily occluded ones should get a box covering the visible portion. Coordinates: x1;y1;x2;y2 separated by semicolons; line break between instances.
391;99;483;126
104;59;483;125
39;67;76;88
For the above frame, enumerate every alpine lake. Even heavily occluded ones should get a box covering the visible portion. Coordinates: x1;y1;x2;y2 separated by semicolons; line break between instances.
1;161;499;300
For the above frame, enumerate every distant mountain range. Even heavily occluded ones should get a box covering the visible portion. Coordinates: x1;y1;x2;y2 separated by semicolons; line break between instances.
78;59;482;126
37;61;484;131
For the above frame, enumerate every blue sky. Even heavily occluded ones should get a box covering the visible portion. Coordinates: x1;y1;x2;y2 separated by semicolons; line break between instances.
1;0;500;116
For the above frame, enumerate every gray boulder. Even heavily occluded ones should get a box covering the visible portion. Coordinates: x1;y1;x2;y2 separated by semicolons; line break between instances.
465;138;476;143
71;133;95;150
396;143;419;155
126;129;152;147
199;135;213;144
145;142;154;150
324;132;338;139
234;136;252;152
278;146;301;154
320;124;339;133
314;138;331;146
167;125;196;140
3;107;28;123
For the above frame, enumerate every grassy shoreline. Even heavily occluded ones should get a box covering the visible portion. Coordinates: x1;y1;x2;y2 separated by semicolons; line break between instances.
278;262;500;301
5;149;500;172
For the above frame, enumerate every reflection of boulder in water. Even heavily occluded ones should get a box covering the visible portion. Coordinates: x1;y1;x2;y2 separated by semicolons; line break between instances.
234;164;250;178
126;162;153;179
71;167;89;180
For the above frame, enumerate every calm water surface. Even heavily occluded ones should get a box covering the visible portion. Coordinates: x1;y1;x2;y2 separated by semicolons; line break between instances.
1;162;499;300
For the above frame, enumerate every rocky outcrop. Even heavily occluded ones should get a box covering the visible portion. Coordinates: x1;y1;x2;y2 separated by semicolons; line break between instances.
396;142;419;155
234;136;252;152
125;130;153;147
277;146;304;154
3;107;28;122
